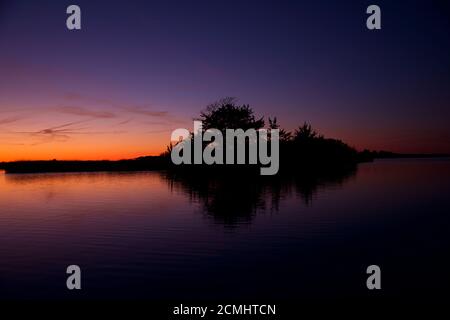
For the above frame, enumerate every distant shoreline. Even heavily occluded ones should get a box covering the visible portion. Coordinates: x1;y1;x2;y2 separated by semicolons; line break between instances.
0;153;448;174
0;157;167;174
371;153;450;159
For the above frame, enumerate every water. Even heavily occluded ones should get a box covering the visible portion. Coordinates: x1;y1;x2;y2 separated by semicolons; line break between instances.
0;159;449;300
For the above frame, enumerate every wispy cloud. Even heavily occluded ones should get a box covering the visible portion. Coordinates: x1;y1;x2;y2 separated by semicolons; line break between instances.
122;106;169;117
61;93;183;124
115;118;133;126
55;106;116;118
0;116;23;125
9;120;126;145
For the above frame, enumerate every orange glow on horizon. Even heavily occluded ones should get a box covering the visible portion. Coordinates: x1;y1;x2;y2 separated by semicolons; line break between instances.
0;143;167;162
0;101;190;162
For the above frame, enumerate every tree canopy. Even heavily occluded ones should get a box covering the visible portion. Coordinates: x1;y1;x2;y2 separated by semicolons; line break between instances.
198;97;264;131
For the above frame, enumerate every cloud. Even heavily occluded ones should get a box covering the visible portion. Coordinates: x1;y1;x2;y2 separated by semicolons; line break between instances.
121;106;186;126
0;116;22;125
60;93;183;124
122;106;169;117
11;120;126;145
56;106;116;118
115;118;133;126
144;129;174;134
23;121;89;145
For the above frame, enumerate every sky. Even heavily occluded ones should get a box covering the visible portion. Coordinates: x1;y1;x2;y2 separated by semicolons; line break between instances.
0;0;449;161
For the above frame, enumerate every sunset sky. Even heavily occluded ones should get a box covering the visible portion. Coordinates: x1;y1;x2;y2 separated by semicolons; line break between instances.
1;0;449;161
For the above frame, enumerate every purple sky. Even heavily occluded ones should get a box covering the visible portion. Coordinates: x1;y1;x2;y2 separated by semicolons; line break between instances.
0;0;449;160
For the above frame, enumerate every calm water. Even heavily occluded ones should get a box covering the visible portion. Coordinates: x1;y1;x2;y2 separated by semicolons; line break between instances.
0;159;449;300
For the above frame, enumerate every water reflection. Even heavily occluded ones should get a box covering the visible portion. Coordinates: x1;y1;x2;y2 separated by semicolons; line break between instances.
1;160;449;300
164;165;357;226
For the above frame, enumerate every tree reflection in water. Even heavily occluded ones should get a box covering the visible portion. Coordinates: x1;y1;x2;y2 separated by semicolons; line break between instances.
164;164;357;226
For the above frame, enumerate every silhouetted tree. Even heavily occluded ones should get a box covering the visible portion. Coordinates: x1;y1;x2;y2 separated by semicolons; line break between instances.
160;142;174;158
199;97;264;131
268;117;292;143
161;98;365;171
293;122;322;141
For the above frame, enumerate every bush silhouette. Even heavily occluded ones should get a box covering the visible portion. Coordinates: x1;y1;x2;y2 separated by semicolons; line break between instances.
165;98;362;173
198;97;264;131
